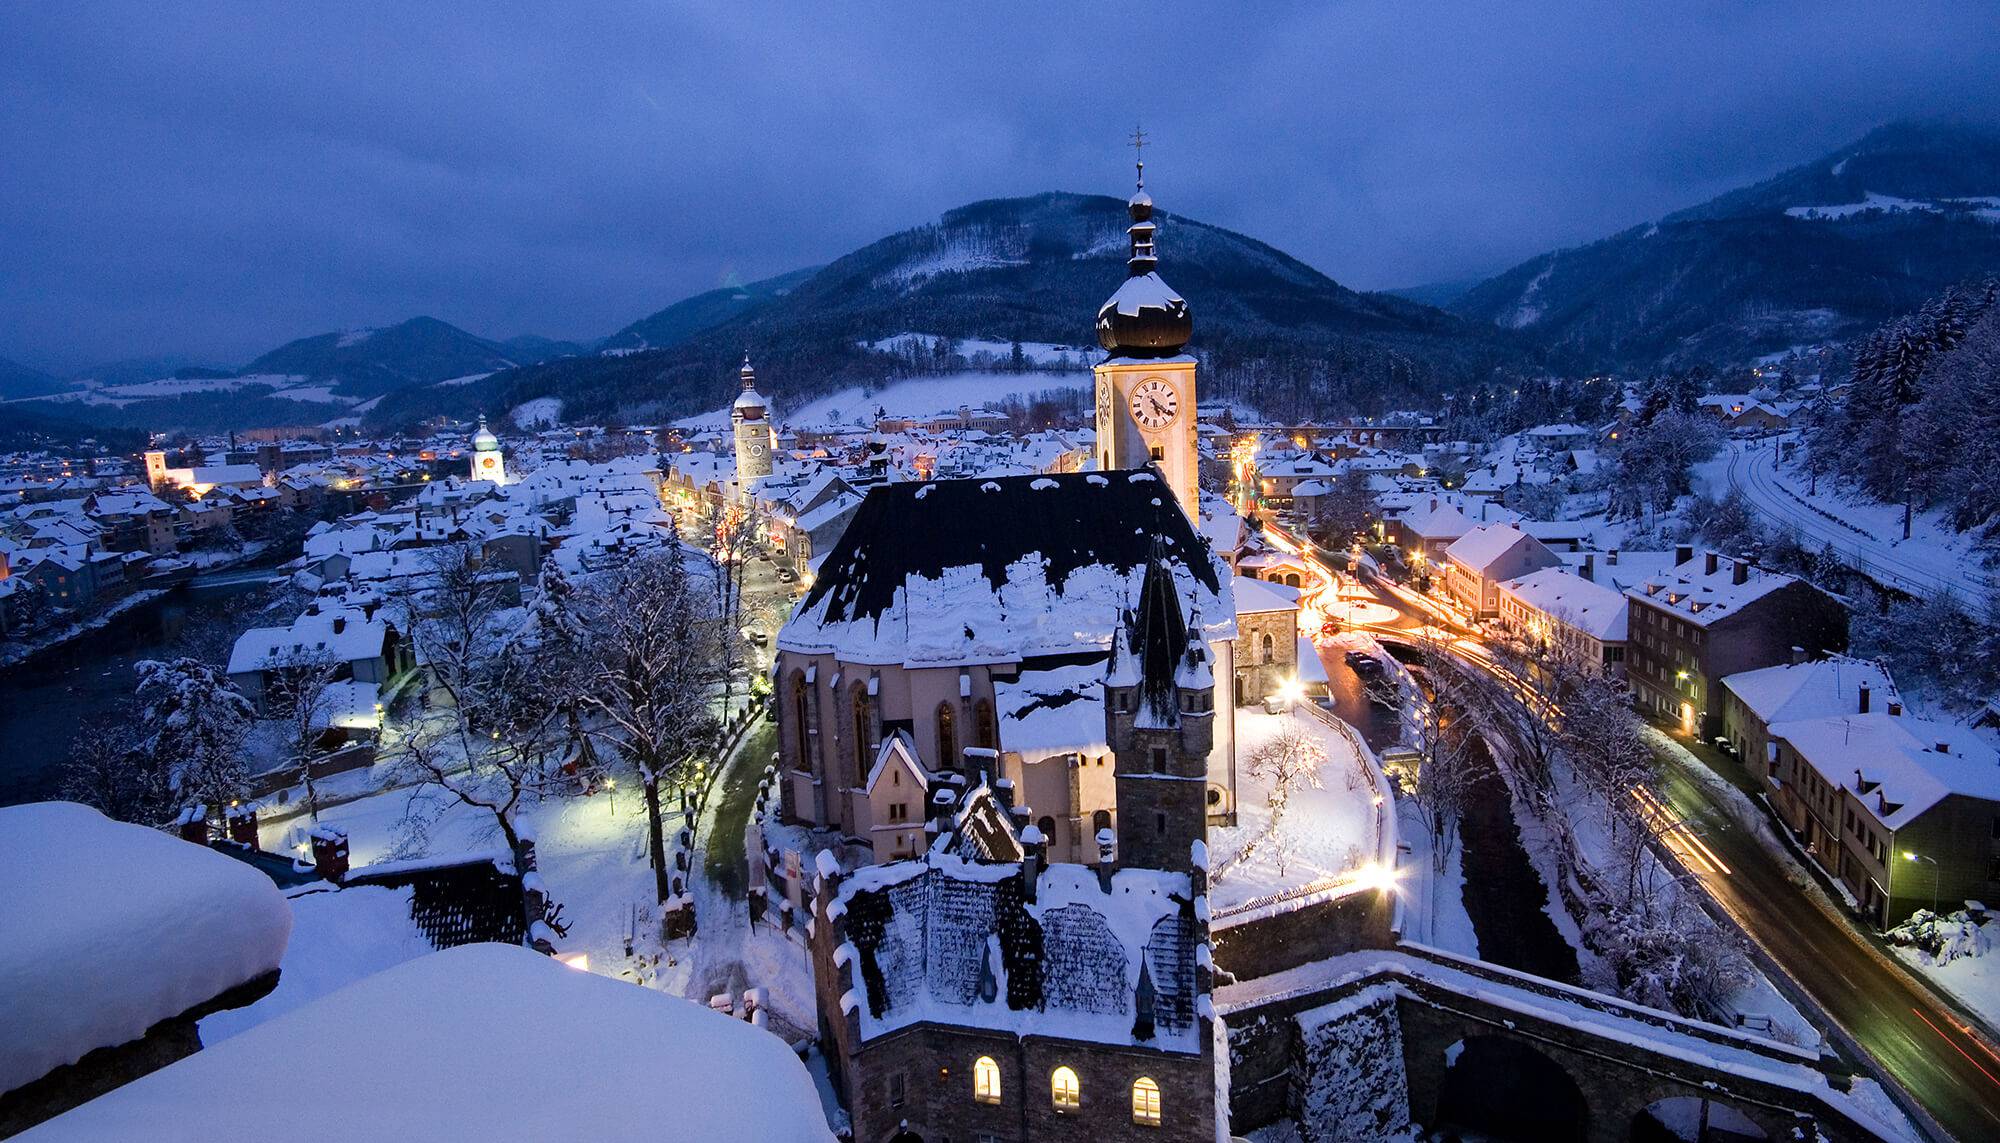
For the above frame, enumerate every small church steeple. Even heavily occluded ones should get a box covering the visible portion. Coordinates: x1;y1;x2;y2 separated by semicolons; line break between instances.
732;351;775;493
1104;537;1213;872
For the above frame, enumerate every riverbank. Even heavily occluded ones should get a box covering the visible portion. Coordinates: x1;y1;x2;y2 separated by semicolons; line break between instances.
0;543;280;672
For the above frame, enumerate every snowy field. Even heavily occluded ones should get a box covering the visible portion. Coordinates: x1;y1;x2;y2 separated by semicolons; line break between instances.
1207;706;1380;914
677;370;1090;431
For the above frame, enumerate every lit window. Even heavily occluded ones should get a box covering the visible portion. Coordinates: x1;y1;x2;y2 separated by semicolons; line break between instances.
1132;1077;1162;1126
1051;1066;1081;1111
974;1056;1001;1105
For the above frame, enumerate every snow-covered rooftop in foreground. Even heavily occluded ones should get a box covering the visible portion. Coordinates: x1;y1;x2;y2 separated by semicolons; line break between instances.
24;944;834;1143
1;803;291;1095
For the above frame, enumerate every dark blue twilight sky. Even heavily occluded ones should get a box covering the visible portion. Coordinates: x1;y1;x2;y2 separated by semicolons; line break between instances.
3;1;1996;371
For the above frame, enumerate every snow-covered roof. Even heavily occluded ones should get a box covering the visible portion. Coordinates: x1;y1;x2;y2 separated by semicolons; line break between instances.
227;608;389;675
1234;573;1302;615
1722;655;1898;727
1772;712;2000;831
1443;524;1535;574
781;470;1234;666
1500;567;1629;642
21;944;833;1142
826;851;1201;1052
1;803;290;1096
1625;552;1801;628
994;659;1106;758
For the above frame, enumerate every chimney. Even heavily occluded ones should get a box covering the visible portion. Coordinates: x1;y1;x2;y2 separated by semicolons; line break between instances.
176;805;211;845
1733;559;1751;586
1703;552;1719;576
226;804;258;847
1675;544;1694;566
1581;553;1595;581
331;615;346;635
1020;824;1046;903
1791;645;1806;665
1608;548;1620;566
1888;701;1903;717
1936;741;1951;754
1429;496;1438;512
310;825;350;882
1858;683;1871;715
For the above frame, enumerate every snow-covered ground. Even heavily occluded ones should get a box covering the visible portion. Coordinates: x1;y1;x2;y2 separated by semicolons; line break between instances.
861;332;1097;370
1890;913;2000;1034
677;370;1090;432
1702;438;1997;602
511;396;562;428
1207;706;1380;914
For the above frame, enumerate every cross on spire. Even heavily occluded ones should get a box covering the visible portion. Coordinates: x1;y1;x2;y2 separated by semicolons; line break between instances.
1130;124;1148;190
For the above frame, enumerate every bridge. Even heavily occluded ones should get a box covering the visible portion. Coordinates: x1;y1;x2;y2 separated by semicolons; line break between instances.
1217;943;1904;1143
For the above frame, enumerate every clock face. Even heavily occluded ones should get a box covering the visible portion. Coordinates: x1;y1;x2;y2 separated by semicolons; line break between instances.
748;443;767;459
479;456;497;470
1129;377;1179;430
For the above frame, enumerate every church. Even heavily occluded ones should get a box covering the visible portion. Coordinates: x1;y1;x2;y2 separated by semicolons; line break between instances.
772;169;1245;866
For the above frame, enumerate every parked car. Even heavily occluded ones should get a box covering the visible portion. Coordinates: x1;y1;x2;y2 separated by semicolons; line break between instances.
1344;650;1382;674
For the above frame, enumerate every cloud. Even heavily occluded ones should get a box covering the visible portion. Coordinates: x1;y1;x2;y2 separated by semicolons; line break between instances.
1;1;1995;370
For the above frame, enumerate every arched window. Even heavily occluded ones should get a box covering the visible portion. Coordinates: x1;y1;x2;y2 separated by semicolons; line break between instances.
1050;1066;1081;1112
789;672;810;770
974;698;998;750
1260;633;1275;664
1037;815;1056;845
973;1056;1001;1105
936;703;958;769
850;684;872;775
1131;1077;1162;1126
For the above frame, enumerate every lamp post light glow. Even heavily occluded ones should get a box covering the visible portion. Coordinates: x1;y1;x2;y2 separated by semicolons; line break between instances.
1903;851;1940;916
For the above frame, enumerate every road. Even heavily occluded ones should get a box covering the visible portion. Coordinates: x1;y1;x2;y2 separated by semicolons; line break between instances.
1722;439;1996;604
1653;743;2000;1141
1261;517;2000;1140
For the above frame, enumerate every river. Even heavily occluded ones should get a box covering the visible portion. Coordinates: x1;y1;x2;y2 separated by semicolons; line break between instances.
0;571;281;807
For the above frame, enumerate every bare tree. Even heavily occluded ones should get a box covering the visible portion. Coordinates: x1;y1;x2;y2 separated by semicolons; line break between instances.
579;548;724;903
1246;725;1327;829
60;699;173;825
1372;635;1479;874
263;649;345;823
697;498;755;713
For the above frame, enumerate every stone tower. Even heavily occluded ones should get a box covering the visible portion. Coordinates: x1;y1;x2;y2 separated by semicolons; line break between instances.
732;352;774;494
1094;148;1198;518
1104;538;1214;873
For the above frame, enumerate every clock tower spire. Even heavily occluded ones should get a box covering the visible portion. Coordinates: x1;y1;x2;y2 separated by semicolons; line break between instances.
1094;134;1198;518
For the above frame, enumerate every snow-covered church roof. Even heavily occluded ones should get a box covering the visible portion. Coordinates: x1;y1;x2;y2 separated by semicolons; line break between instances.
778;469;1235;666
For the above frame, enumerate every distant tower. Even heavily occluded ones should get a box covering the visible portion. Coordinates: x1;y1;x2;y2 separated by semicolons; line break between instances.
732;352;775;495
1103;538;1214;872
1095;128;1199;518
142;449;169;491
470;415;507;485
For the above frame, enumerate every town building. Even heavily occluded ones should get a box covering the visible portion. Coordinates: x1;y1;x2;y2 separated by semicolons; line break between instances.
1624;548;1848;739
467;417;508;485
1440;523;1562;619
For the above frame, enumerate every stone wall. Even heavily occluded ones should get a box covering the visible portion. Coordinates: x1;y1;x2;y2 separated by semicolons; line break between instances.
1211;888;1395;981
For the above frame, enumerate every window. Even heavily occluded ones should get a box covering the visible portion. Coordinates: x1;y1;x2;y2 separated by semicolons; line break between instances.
789;673;811;769
974;1056;1001;1104
1149;445;1164;461
888;1071;907;1109
1051;1066;1081;1111
1260;633;1274;663
851;685;872;774
1131;1077;1162;1126
974;698;998;749
888;803;908;823
937;703;958;768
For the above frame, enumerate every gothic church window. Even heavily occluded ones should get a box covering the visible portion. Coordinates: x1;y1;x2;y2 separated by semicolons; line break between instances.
936;703;958;769
974;699;997;749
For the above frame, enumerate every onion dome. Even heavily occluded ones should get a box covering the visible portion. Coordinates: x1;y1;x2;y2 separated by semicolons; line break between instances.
1097;165;1191;357
471;415;499;452
732;352;767;412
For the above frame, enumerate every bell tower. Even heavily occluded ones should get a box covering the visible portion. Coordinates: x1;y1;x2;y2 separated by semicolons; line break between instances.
1103;538;1214;873
732;352;775;496
470;416;507;485
1095;130;1198;518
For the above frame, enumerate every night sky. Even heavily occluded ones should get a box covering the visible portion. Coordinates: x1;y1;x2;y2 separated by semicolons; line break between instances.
4;1;1996;371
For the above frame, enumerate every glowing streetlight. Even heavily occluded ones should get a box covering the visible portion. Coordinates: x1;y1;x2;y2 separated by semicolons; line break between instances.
1903;851;1940;916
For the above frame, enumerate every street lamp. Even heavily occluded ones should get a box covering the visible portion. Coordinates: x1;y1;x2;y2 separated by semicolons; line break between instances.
1903;851;1940;917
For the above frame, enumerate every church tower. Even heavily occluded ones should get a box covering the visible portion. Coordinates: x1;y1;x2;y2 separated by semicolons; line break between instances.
732;352;775;495
1104;539;1214;873
1095;136;1199;518
469;416;507;485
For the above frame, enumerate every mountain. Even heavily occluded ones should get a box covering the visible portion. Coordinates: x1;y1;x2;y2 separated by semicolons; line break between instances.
1383;278;1485;309
376;192;1515;428
602;266;820;352
1451;121;2000;369
0;356;73;400
237;316;526;399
